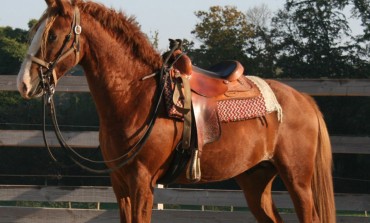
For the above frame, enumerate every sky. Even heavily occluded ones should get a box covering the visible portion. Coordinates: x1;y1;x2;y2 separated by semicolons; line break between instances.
0;0;363;50
0;0;284;50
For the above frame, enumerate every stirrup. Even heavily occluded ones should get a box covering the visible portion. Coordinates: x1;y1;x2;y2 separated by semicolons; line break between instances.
186;149;201;182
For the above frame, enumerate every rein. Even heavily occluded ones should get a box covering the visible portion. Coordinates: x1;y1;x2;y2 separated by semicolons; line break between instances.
35;6;180;173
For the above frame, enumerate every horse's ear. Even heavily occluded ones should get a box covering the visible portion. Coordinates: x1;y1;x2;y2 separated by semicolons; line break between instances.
55;0;73;15
45;0;55;7
70;0;80;6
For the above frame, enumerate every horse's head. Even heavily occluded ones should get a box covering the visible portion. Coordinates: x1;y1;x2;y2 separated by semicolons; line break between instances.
17;0;83;99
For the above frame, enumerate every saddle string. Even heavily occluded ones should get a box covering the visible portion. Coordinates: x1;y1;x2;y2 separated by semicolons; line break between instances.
41;40;181;173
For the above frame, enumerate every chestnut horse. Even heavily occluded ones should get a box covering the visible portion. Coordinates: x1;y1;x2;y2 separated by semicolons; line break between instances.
17;0;335;222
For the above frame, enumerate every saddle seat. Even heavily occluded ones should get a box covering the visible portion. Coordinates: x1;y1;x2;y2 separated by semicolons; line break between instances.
193;60;244;81
190;61;244;97
169;48;246;98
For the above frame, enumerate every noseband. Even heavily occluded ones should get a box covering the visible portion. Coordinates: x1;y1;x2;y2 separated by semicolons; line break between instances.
28;6;81;98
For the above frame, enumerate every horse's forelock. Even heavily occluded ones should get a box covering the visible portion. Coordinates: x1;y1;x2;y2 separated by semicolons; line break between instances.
29;9;58;60
29;7;57;43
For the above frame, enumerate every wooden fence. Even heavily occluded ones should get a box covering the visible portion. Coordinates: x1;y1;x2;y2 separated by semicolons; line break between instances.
1;75;370;96
0;186;369;223
1;75;370;222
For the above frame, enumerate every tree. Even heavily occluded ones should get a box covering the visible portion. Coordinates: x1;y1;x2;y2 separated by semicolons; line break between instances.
244;4;277;77
188;2;369;77
333;0;370;40
353;0;370;40
28;19;38;30
148;30;159;50
0;25;29;74
0;27;27;74
270;0;369;77
348;0;370;70
190;6;254;68
246;4;272;29
244;28;277;77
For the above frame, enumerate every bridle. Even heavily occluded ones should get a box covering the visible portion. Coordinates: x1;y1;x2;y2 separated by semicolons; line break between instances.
29;6;179;174
29;6;81;101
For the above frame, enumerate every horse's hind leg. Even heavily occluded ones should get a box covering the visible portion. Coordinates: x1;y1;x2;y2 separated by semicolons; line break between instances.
274;139;320;223
235;162;283;223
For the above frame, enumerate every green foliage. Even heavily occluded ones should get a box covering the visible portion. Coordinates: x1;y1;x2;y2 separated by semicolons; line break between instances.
188;2;370;78
244;27;277;77
242;5;277;77
0;26;28;43
0;35;28;74
0;26;29;74
149;30;160;50
191;6;254;67
270;0;365;77
0;92;42;129
0;92;98;130
350;0;370;40
271;0;370;77
52;92;99;130
193;6;253;48
28;19;38;30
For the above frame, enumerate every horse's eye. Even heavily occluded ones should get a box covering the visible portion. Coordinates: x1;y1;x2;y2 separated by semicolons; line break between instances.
48;33;57;42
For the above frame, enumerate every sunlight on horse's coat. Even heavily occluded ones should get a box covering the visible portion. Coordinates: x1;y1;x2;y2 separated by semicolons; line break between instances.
17;20;47;98
15;1;336;222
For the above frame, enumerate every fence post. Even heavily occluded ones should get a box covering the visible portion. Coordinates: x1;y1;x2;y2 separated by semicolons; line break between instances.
155;184;164;210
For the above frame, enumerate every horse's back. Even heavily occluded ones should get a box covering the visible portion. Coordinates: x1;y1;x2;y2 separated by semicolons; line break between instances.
268;78;319;135
267;79;318;124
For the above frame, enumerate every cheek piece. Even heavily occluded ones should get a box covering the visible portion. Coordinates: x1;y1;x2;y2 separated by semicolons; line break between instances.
28;6;81;101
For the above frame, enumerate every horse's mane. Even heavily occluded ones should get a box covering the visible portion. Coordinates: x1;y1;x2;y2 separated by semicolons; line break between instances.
31;1;162;70
77;1;162;69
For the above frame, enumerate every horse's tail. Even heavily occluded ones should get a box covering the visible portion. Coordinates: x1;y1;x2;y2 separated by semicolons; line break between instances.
307;95;336;223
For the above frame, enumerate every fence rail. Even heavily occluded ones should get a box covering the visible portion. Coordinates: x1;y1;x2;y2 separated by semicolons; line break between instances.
1;130;370;154
1;75;370;96
0;186;369;223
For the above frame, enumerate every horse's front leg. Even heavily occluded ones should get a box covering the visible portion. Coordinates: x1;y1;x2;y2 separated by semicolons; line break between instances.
130;183;154;223
111;172;132;222
115;191;153;223
111;168;155;223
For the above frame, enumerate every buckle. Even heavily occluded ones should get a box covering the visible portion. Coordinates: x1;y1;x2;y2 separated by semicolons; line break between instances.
74;25;82;35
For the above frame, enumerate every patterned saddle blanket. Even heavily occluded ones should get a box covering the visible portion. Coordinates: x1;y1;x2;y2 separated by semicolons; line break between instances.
164;74;283;124
217;76;283;122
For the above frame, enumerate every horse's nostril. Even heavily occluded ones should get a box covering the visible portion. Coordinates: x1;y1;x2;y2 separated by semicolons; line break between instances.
22;82;27;93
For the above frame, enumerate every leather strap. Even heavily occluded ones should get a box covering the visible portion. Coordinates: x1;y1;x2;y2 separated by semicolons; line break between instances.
173;72;192;150
73;6;81;65
28;54;50;69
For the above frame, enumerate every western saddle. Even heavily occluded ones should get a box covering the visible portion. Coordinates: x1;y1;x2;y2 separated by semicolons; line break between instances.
161;39;259;183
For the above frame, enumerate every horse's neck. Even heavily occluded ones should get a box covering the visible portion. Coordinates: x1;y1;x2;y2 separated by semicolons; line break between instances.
80;20;160;133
